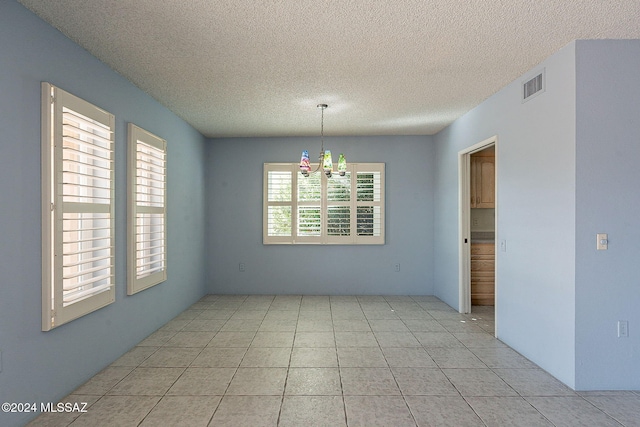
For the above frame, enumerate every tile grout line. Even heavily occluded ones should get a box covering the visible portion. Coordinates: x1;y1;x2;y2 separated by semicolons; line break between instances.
141;296;223;427
332;297;351;427
381;317;421;427
275;297;301;426
200;296;246;425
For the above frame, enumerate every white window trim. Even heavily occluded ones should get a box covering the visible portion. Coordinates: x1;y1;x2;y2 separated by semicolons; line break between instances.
263;163;385;245
127;123;167;295
41;83;116;331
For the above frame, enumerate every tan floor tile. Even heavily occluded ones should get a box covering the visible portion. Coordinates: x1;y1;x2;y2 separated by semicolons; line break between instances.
139;347;201;367
340;367;401;396
43;297;640;427
290;347;338;367
466;396;553;426
427;347;486;368
494;368;576;396
295;319;334;332
392;367;459;396
413;331;464;348
583;393;640;427
345;395;416;427
191;347;247;368
67;396;160;427
110;346;158;367
226;368;287;395
163;331;215;348
181;318;226;332
442;368;518;397
138;330;176;347
294;331;335;347
140;396;220;427
471;347;538;369
337;347;388;367
332;318;371;332
207;331;255;347
368;319;410;332
279;396;346;427
167;367;235;395
26;395;100;427
334;331;378;347
72;366;134;395
382;347;437;368
250;331;295;347
220;319;262;332
107;367;184;396
285;368;342;395
406;395;485;427
210;395;281;427
374;331;421;347
526;396;624;427
240;347;292;367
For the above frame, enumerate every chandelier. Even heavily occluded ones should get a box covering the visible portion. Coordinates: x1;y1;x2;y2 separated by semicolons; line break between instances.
299;104;346;178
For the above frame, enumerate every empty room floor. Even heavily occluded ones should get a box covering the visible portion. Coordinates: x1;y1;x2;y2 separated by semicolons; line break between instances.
29;295;639;427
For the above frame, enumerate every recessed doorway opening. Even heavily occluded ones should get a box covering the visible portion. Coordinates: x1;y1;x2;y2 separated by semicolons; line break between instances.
458;136;497;335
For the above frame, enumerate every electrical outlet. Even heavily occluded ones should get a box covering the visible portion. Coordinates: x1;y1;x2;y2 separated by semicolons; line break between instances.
239;263;246;272
618;320;629;338
500;240;507;252
597;233;608;250
394;263;400;272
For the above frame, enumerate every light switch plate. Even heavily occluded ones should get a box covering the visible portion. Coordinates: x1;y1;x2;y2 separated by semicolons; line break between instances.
596;233;608;250
618;321;629;338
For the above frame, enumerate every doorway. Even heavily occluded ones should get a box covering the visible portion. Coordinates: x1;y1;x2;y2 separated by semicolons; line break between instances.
458;136;497;331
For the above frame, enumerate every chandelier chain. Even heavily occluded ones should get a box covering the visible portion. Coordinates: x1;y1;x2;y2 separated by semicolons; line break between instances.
318;103;327;155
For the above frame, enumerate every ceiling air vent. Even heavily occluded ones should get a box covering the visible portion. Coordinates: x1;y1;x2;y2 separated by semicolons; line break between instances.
522;69;545;102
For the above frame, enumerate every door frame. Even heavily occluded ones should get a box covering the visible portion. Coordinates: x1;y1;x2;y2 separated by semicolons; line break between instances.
458;136;497;326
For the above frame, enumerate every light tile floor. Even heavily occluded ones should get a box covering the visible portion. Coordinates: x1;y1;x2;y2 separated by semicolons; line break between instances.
28;295;640;427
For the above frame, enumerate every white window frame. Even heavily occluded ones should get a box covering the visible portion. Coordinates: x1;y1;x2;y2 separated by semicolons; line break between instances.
263;163;385;245
41;83;116;331
127;123;167;295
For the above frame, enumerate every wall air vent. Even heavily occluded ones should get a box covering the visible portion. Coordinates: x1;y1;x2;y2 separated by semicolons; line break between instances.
522;69;545;102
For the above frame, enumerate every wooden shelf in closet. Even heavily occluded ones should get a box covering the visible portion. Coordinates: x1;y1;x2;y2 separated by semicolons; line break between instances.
471;242;495;306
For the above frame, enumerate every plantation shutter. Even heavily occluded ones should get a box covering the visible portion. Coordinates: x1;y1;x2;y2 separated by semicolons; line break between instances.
42;83;116;331
264;163;384;245
325;170;352;243
264;165;294;243
127;124;167;294
296;168;323;243
355;165;384;244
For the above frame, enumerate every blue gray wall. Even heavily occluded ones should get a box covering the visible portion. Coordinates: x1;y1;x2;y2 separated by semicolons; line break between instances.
206;136;435;295
574;40;640;390
434;43;578;387
0;2;208;425
434;39;640;390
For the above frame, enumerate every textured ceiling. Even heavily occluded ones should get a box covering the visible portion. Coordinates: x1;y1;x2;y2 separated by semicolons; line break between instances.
18;0;640;138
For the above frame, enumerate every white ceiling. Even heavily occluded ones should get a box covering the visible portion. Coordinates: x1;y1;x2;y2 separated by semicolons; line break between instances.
18;0;640;138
